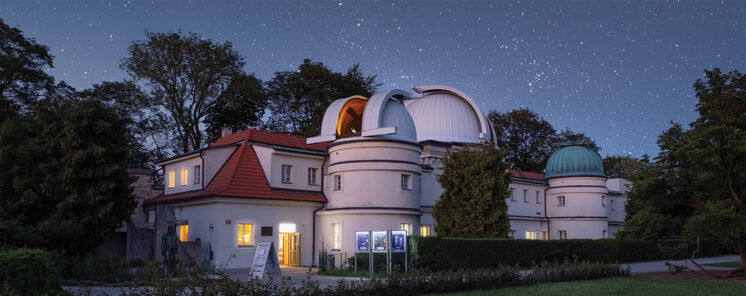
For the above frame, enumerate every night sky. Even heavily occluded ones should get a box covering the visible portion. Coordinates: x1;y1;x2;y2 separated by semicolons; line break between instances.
1;1;744;157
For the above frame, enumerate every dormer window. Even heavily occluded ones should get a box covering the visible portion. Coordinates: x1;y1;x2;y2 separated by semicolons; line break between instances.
168;171;175;188
180;168;188;186
281;165;292;183
194;165;201;184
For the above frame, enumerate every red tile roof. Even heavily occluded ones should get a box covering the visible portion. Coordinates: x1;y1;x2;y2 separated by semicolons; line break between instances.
212;128;329;152
508;169;546;181
147;144;327;205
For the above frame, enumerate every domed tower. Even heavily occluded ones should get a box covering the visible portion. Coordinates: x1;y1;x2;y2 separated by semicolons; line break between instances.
545;142;608;239
308;90;422;257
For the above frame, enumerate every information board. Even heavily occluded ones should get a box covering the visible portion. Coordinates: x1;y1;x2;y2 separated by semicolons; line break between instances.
372;231;387;253
355;231;370;253
391;230;407;253
249;242;282;281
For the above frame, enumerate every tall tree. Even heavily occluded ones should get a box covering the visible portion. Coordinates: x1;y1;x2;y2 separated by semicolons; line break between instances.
554;128;600;152
204;73;267;143
0;97;136;256
432;144;511;238
0;18;54;117
603;155;641;179
488;108;556;172
264;59;380;137
121;31;244;153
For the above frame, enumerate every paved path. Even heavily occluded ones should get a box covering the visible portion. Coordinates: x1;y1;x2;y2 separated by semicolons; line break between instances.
624;255;740;274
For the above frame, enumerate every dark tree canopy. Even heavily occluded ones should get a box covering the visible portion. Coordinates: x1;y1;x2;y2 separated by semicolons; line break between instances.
264;59;380;137
554;128;600;152
603;155;641;179
488;108;556;172
122;31;244;153
432;144;511;238
0;98;136;255
0;18;54;117
205;73;267;143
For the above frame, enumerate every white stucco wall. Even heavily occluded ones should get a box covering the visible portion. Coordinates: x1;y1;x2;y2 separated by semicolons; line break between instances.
203;145;237;185
270;151;325;191
507;182;547;218
163;156;203;194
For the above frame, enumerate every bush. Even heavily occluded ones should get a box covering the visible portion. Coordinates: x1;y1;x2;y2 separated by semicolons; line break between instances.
0;248;63;296
409;237;721;271
345;253;407;273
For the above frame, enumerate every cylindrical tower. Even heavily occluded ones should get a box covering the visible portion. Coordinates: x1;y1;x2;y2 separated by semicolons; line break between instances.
545;143;608;239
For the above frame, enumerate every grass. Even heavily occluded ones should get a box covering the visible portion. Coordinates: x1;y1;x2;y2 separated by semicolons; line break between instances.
430;276;745;296
704;261;742;268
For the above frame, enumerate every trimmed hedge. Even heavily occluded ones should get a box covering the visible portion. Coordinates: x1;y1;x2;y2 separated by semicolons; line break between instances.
408;237;719;271
0;248;63;296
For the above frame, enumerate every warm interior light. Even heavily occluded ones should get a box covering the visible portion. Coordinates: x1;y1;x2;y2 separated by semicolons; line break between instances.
179;225;188;242
180;168;188;186
168;171;175;188
336;96;367;137
279;223;296;233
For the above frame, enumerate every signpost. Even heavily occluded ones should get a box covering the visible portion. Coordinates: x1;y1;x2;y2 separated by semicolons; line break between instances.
249;242;282;281
354;231;370;273
390;230;407;272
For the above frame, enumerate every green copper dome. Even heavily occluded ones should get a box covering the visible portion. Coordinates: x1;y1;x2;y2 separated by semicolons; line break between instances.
545;143;605;179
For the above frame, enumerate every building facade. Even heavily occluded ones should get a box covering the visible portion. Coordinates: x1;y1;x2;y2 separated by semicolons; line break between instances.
146;85;629;269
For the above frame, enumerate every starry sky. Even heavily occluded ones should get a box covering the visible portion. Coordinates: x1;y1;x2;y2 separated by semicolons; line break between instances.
1;0;744;157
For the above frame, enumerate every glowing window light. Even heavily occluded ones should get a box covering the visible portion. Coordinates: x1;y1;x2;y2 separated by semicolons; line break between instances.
179;224;188;242
168;171;175;188
180;168;188;186
238;223;253;246
279;223;296;233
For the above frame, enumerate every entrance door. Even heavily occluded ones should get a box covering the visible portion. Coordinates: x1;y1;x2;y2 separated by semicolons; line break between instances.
278;232;300;266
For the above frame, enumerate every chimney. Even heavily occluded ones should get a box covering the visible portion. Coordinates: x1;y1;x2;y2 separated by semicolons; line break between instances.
221;127;233;137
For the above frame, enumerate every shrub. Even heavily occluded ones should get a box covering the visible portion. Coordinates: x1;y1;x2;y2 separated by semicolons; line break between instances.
409;237;720;271
0;248;63;296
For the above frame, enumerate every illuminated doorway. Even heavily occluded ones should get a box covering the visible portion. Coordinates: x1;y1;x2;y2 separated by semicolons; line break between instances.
278;223;300;266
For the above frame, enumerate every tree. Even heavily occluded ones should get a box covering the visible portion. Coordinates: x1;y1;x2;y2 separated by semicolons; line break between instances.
554;128;600;152
121;31;244;153
0;18;54;117
204;73;267;143
603;155;641;179
487;108;556;172
432;144;511;238
264;59;380;137
0;98;136;256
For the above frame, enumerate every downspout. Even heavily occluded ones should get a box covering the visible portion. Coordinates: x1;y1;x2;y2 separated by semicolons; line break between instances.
312;156;329;267
199;150;206;190
544;185;550;239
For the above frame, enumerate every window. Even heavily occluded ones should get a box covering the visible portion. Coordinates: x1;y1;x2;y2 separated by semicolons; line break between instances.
541;231;547;240
420;225;432;237
602;230;608;238
557;196;566;207
237;223;254;246
333;174;342;191
331;223;341;250
180;168;188;186
308;168;318;185
525;231;537;240
168;171;175;188
281;165;292;183
147;210;155;223
401;174;412;190
558;230;567;239
610;200;615;210
601;195;606;207
194;165;201;184
536;191;541;204
510;188;515;201
401;223;412;235
523;189;528;202
509;230;516;238
178;224;189;242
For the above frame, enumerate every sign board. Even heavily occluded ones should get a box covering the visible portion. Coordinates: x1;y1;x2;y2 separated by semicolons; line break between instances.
391;230;407;253
372;231;387;253
355;231;370;253
249;242;282;281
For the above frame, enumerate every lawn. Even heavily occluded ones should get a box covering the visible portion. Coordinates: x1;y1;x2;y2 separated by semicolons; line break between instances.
704;261;742;268
430;276;745;296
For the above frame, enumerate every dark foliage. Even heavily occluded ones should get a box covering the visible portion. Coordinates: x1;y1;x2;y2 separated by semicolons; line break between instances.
0;248;62;296
488;108;556;172
205;73;267;143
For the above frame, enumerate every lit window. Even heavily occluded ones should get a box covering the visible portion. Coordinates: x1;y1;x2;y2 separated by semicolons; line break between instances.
610;200;615;210
557;196;566;207
401;223;412;235
523;189;528;202
601;195;606;207
179;224;188;242
332;223;341;250
541;231;547;240
420;225;431;237
194;165;201;184
308;168;318;185
401;174;412;190
536;191;541;204
559;230;567;239
180;168;188;186
333;174;342;191
238;223;253;246
168;171;175;188
525;231;537;240
281;165;292;183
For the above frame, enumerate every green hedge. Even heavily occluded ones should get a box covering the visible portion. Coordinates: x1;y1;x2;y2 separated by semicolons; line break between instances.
408;237;720;271
0;248;63;295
